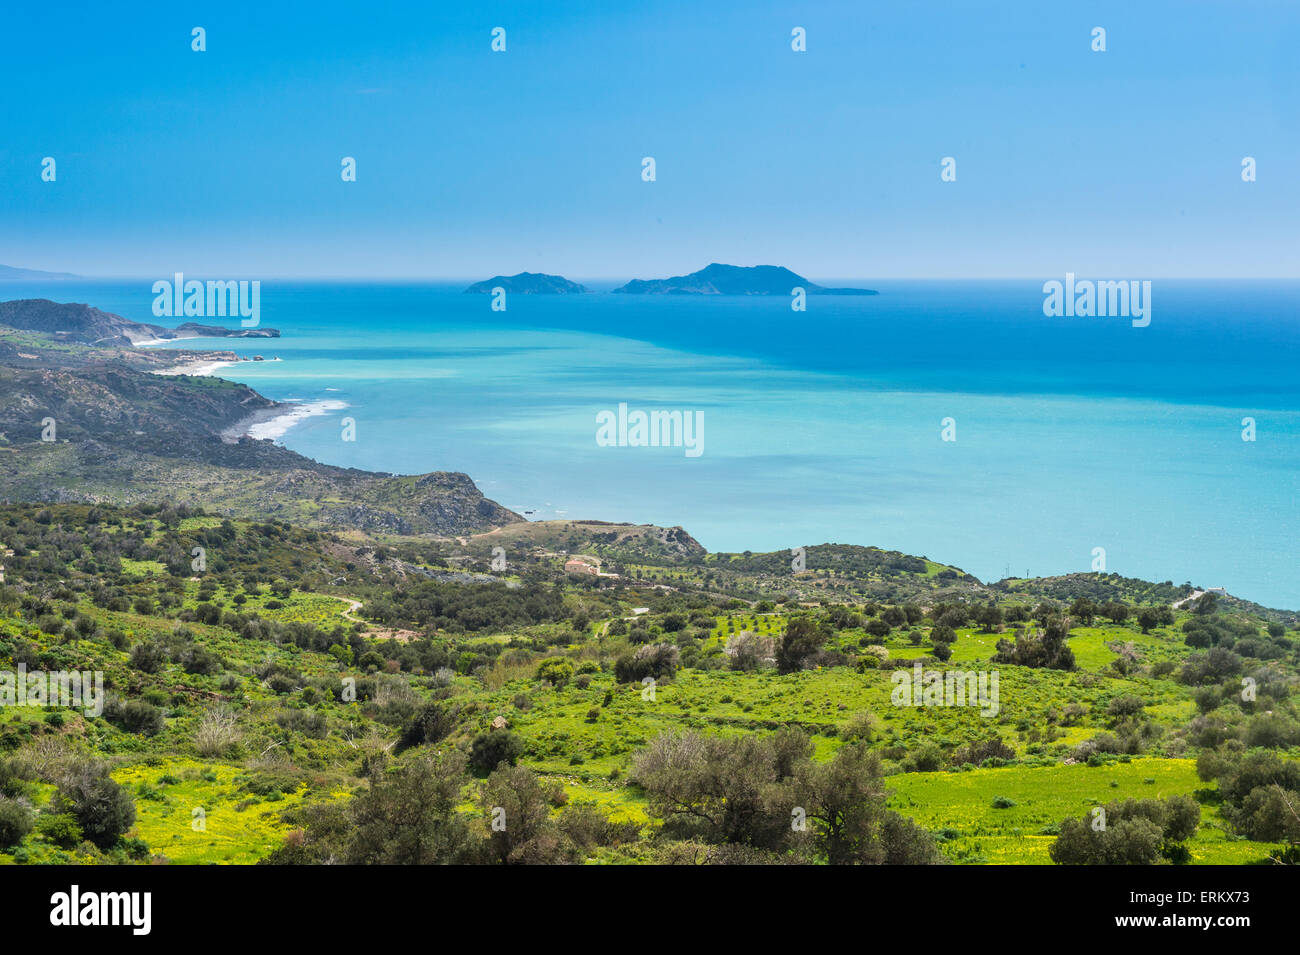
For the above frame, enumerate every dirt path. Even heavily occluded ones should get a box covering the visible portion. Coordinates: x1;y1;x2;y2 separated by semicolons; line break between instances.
335;597;364;622
327;595;422;642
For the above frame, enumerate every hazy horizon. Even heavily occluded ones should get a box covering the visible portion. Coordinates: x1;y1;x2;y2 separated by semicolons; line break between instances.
6;270;1300;284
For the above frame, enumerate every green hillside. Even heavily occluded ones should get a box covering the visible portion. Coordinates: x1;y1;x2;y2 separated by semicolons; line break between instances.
0;503;1295;865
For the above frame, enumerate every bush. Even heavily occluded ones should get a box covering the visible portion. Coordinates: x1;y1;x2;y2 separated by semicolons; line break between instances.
1049;796;1200;865
614;644;679;684
864;618;891;639
0;760;26;798
275;709;327;739
0;797;33;848
106;699;164;736
400;702;460;749
1106;695;1146;719
468;730;524;776
776;617;825;674
35;812;82;849
53;764;136;849
179;645;223;676
952;737;1015;767
992;616;1075;670
129;641;165;674
1178;648;1242;686
1243;713;1300;749
839;711;877;743
344;752;477;865
535;658;575;687
903;743;945;773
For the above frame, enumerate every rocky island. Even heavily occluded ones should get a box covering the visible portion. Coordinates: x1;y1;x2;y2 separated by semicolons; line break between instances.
613;263;878;296
463;272;589;294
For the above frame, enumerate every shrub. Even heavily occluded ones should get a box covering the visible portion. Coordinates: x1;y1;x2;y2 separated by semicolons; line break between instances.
839;711;877;743
776;617;825;674
0;797;33;848
274;709;327;739
727;631;773;672
614;644;679;684
864;618;891;639
952;736;1016;767
400;702;460;748
179;645;223;676
344;752;477;865
1106;695;1146;719
129;642;165;674
468;730;524;776
992;616;1075;670
1243;713;1300;749
903;743;945;773
53;764;136;849
106;699;164;736
0;760;26;799
35;812;82;849
1049;796;1200;865
535;658;575;687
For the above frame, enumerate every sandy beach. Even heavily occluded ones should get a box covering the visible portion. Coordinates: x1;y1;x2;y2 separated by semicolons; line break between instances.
149;358;237;377
133;343;321;442
221;399;349;443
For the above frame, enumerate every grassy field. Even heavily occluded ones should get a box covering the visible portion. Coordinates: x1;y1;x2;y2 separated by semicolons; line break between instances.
111;759;333;865
888;759;1275;864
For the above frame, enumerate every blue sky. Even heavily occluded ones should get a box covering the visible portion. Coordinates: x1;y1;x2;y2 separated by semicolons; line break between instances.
3;0;1297;278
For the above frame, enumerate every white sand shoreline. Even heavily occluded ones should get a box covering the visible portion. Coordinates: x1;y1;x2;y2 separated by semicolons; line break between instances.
133;342;319;441
151;358;237;376
222;399;349;443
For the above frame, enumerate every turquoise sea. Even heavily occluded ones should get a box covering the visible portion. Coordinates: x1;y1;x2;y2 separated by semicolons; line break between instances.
6;279;1298;608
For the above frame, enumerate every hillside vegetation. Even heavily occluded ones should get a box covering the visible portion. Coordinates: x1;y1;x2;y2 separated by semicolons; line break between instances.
0;502;1296;865
0;306;521;535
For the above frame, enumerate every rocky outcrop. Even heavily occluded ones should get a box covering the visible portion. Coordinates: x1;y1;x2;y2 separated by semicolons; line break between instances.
0;299;279;345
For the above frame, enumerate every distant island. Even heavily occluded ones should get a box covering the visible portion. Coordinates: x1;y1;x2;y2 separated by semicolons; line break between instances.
464;272;589;294
0;263;80;281
613;263;878;296
0;299;279;346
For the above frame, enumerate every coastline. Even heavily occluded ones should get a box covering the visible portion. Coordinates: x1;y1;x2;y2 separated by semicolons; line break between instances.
150;357;238;376
221;399;349;444
99;286;1298;610
133;344;340;444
